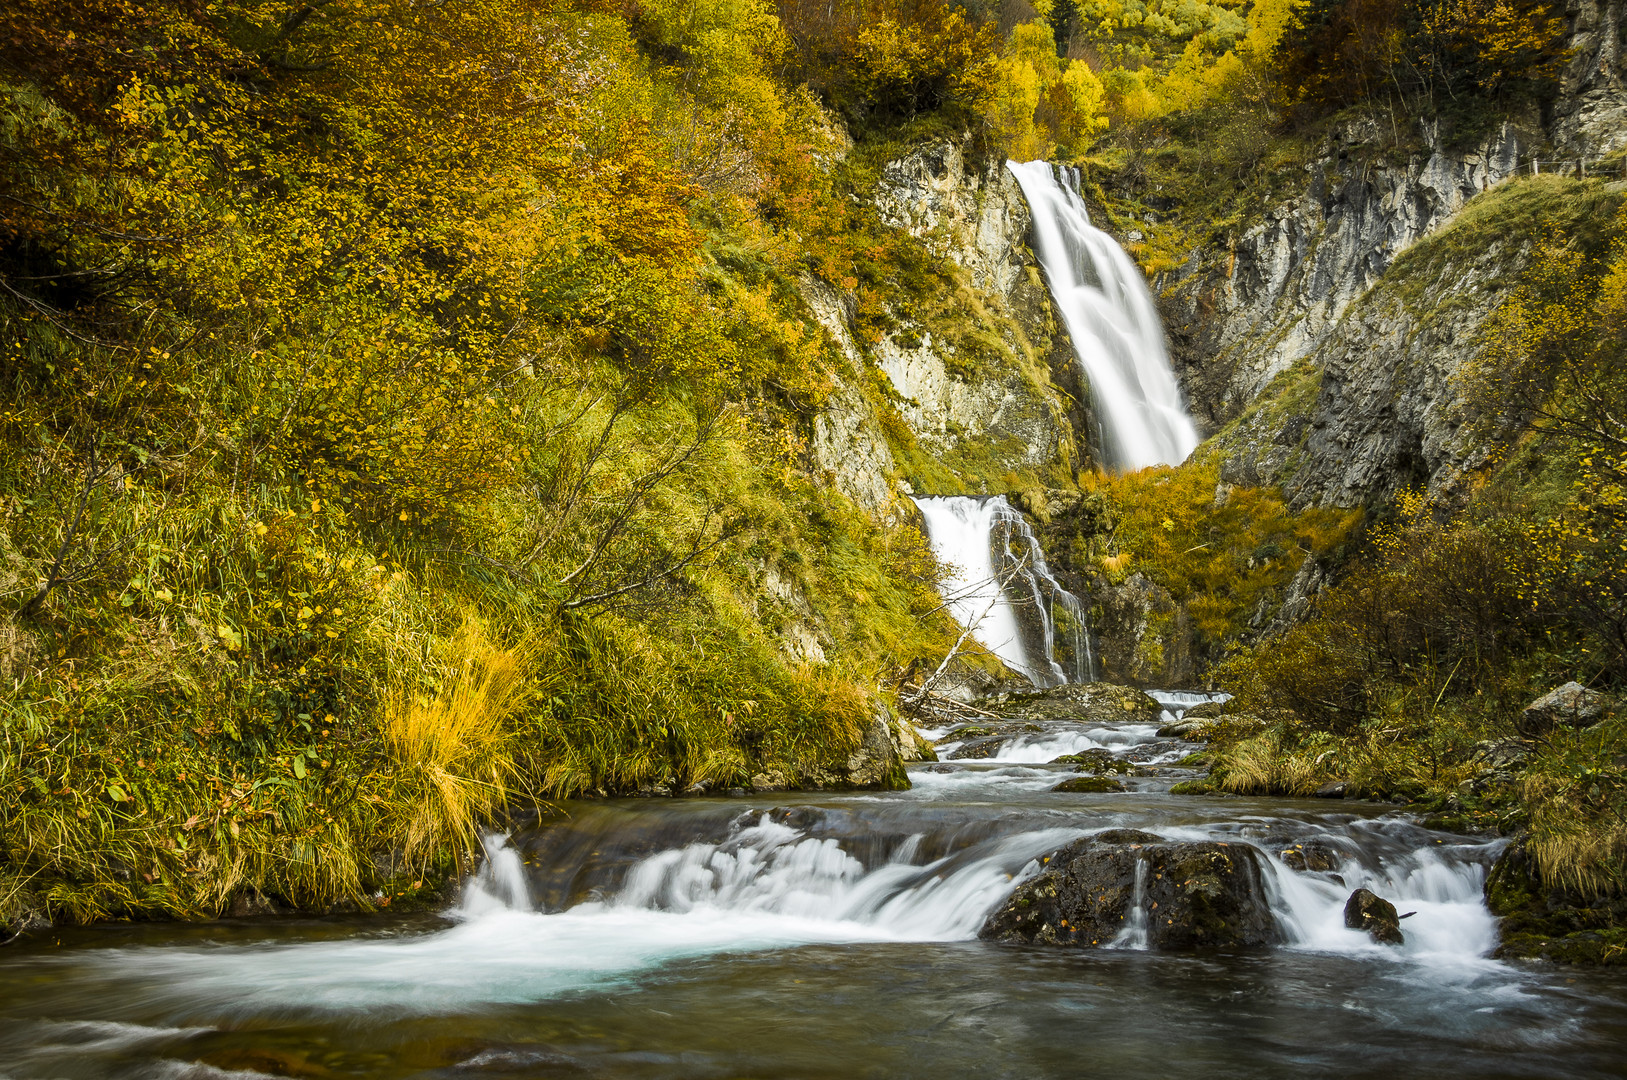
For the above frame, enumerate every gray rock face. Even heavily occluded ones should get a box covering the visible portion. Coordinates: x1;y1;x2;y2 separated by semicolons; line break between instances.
799;136;1084;518
1518;681;1611;735
1552;0;1627;156
1164;119;1531;431
873;137;1034;302
1089;572;1196;686
980;832;1280;949
1160;11;1627;515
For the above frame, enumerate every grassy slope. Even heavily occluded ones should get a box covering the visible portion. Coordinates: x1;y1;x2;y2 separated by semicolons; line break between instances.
0;1;1013;931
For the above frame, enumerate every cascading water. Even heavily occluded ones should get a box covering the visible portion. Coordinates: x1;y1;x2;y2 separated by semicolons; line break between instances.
912;494;1092;686
1007;159;1200;472
8;703;1614;1080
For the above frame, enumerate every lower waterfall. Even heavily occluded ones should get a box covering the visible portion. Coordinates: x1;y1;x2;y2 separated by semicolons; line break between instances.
912;494;1091;686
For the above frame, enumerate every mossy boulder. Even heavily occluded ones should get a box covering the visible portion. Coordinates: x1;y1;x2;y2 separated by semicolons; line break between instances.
980;832;1279;949
1052;776;1127;793
1487;836;1627;964
991;683;1164;725
1516;682;1612;737
1052;748;1130;773
1156;716;1214;739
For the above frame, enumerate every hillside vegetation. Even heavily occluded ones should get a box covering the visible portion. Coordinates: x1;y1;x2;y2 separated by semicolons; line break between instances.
3;0;1620;958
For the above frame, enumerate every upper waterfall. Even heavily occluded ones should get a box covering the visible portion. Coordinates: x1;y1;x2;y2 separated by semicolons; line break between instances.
1007;160;1200;472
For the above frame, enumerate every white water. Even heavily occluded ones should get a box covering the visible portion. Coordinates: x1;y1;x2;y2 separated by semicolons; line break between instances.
912;494;1091;686
74;806;1503;1022
1007;160;1200;471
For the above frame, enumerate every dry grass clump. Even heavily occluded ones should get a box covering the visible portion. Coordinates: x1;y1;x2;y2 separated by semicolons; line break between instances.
383;614;532;875
1213;729;1324;796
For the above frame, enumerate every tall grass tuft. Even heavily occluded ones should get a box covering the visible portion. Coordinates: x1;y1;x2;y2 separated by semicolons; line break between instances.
383;614;531;875
1214;728;1323;796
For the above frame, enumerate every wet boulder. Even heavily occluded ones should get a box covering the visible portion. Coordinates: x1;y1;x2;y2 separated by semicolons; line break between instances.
1277;838;1343;874
1051;776;1127;793
1156;716;1213;739
1051;748;1128;774
980;833;1279;950
947;736;1009;760
1517;682;1610;736
991;683;1164;726
1344;888;1404;945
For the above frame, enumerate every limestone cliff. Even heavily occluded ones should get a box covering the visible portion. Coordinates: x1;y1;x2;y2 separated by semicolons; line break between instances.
801;137;1089;521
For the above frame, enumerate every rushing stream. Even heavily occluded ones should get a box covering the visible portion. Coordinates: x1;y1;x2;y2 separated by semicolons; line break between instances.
5;702;1627;1079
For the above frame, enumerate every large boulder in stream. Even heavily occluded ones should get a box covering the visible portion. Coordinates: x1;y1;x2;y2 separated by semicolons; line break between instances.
980;831;1279;950
1344;888;1405;945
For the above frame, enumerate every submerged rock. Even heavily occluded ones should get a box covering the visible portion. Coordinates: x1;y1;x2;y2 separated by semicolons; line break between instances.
980;833;1279;949
1518;682;1611;736
1344;888;1404;945
1051;776;1127;793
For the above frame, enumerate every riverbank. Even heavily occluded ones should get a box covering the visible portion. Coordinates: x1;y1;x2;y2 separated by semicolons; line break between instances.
10;693;1627;1079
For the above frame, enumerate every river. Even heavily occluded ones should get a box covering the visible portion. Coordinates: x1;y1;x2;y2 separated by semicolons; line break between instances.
5;702;1627;1079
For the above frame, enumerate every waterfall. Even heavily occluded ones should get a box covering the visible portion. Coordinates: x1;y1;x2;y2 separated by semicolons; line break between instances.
912;495;1092;686
1111;856;1151;950
1007;160;1200;472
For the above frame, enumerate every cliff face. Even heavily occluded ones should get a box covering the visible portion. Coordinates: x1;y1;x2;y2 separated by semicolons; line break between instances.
1162;118;1533;434
802;137;1088;518
1156;5;1627;511
1554;0;1627;156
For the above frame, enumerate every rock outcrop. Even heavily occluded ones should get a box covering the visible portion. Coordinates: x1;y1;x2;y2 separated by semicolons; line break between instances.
800;136;1086;524
980;831;1279;949
1552;0;1627;156
1518;681;1612;735
800;708;914;790
992;682;1166;725
1163;119;1532;432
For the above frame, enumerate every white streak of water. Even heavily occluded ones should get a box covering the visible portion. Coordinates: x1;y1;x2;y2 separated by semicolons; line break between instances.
1007;160;1199;471
912;495;1090;686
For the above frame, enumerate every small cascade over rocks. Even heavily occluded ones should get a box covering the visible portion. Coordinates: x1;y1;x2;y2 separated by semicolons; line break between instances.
1007;160;1199;471
912;494;1091;687
455;833;534;918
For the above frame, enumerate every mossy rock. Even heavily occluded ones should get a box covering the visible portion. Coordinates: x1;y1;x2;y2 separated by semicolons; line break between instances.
1486;836;1627;964
1052;749;1130;774
981;835;1278;949
1168;778;1217;795
1052;776;1127;793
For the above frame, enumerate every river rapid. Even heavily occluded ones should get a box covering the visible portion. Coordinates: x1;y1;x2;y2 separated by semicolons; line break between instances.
5;700;1627;1079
